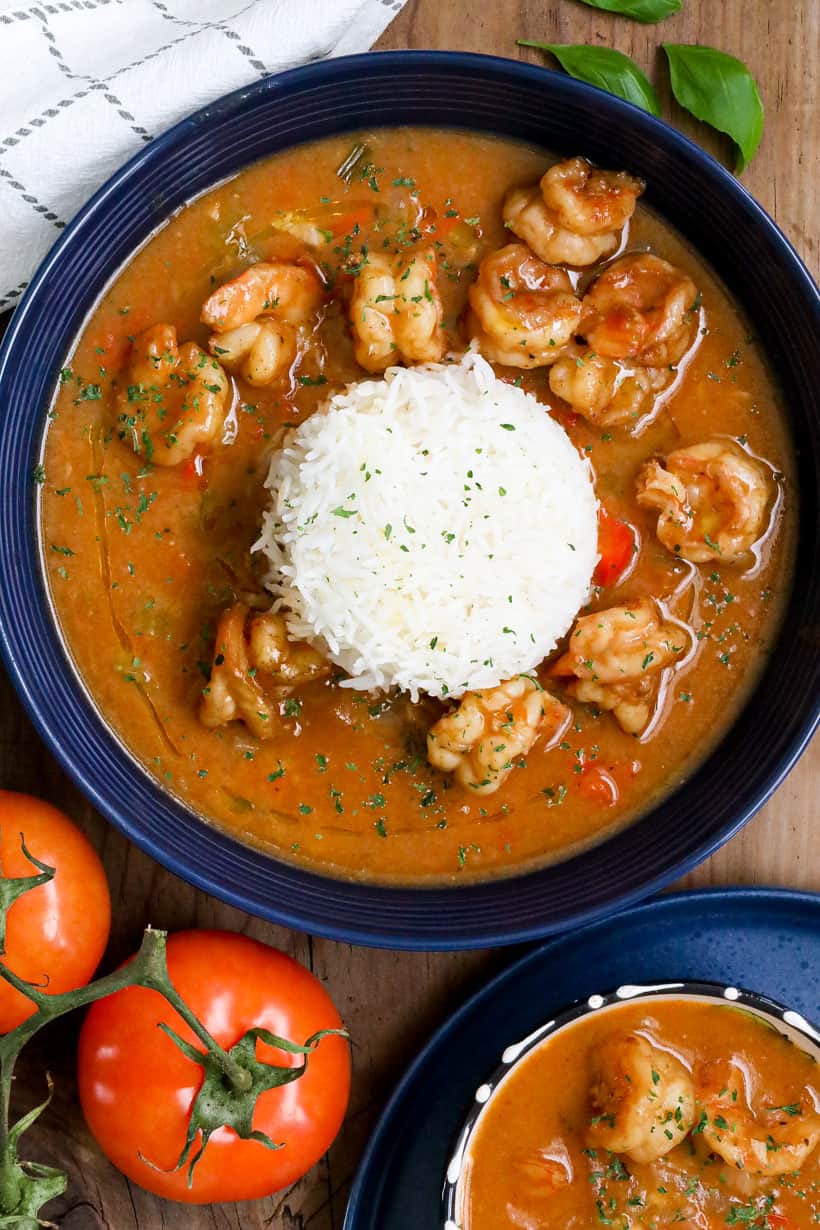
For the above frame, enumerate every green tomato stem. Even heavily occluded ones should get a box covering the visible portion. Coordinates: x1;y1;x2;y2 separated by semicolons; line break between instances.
0;838;55;956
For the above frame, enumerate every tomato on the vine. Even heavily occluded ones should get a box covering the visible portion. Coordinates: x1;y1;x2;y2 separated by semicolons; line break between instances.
0;792;110;1032
77;930;351;1203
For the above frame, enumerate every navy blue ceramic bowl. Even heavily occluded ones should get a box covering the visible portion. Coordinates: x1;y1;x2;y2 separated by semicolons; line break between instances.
0;53;818;949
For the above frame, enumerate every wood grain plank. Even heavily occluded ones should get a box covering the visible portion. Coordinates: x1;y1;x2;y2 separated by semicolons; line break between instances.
0;1;816;1226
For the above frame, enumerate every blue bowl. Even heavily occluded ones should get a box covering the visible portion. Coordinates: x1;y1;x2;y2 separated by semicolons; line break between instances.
0;52;817;949
440;976;820;1230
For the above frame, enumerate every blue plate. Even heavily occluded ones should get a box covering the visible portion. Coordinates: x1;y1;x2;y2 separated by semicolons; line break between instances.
0;53;818;949
344;887;820;1229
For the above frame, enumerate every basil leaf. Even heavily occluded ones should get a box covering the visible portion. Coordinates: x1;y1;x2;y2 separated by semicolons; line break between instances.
519;42;661;116
576;0;682;22
663;43;764;171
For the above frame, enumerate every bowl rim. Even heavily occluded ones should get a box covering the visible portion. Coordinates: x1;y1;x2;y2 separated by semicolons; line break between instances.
440;975;820;1229
0;50;818;949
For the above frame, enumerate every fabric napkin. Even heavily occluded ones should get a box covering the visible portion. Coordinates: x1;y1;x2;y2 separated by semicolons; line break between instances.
0;0;407;312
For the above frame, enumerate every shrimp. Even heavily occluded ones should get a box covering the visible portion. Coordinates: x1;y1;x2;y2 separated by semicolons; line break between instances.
553;599;688;685
696;1062;820;1177
502;157;643;267
198;604;328;739
350;246;445;372
246;611;330;687
548;346;669;428
636;440;772;565
513;1143;573;1196
202;260;323;332
551;599;690;734
114;323;230;467
201;260;324;387
500;1146;574;1230
468;243;582;368
502;185;619;267
210;320;301;388
541;157;645;237
569;675;659;736
581;253;698;366
427;677;570;795
587;1031;697;1164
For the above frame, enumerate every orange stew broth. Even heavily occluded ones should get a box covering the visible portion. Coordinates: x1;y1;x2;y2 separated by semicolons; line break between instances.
461;998;818;1229
40;129;794;883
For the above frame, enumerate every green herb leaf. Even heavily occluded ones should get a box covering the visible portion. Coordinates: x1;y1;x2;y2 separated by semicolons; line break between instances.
519;42;661;116
575;0;681;22
663;43;764;171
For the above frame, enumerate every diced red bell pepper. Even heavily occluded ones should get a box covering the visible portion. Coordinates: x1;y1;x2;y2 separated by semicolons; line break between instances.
328;204;376;237
577;764;620;806
593;509;637;588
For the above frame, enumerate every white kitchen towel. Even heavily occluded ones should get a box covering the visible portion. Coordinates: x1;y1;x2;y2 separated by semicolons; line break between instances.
0;0;407;312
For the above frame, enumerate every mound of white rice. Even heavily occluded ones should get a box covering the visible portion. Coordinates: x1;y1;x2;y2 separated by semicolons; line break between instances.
255;352;598;700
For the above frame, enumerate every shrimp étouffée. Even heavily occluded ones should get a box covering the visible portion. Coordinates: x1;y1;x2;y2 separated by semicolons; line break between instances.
463;991;817;1230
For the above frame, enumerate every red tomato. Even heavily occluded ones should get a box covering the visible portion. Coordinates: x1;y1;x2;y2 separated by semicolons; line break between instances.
577;764;620;807
577;760;642;807
328;204;375;237
77;930;351;1203
555;408;581;432
593;509;637;588
0;792;110;1033
180;452;208;488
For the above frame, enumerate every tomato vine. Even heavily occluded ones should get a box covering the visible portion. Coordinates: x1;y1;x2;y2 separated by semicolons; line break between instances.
0;838;345;1227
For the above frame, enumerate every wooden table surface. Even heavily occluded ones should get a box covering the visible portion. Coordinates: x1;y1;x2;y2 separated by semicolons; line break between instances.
2;1;817;1227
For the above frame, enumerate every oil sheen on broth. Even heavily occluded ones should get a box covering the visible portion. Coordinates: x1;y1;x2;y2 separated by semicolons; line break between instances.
40;129;794;883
